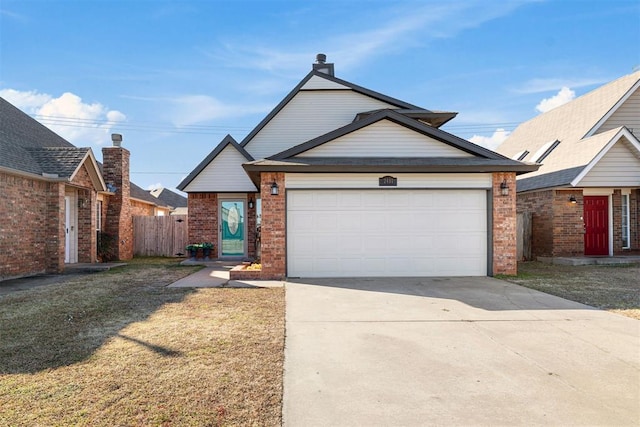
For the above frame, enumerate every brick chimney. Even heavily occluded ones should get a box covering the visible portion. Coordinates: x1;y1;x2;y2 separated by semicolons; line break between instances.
102;133;133;260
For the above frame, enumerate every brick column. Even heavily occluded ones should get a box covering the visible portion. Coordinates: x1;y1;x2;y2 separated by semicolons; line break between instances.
247;193;258;259
492;172;517;275
46;181;65;273
260;172;285;279
102;145;133;260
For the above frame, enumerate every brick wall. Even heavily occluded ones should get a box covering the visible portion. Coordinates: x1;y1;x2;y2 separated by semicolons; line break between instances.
46;182;65;273
260;172;285;279
516;189;555;257
187;193;218;258
551;190;583;256
102;146;133;260
614;189;639;254
131;199;155;216
0;172;52;279
492;172;517;275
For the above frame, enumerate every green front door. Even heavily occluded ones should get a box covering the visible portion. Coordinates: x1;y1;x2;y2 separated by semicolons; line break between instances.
220;200;245;257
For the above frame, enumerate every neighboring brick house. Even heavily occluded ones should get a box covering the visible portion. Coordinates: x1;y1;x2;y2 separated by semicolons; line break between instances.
149;187;188;215
0;97;168;280
178;55;537;279
497;71;640;259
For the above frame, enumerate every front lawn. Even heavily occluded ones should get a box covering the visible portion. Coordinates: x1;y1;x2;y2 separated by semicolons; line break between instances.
0;258;285;426
504;262;640;319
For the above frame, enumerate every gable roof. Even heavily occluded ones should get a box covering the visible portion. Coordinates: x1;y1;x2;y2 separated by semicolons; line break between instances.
270;109;510;160
130;182;170;207
239;71;457;149
149;187;188;208
497;71;640;192
242;109;538;187
177;134;253;191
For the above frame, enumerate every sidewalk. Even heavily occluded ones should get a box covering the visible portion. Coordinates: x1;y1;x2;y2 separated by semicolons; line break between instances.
168;262;284;288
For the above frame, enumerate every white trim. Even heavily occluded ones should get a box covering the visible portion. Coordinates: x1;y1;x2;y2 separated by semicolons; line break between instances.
285;173;492;189
622;193;631;249
584;79;640;138
582;188;614;196
621;188;632;195
571;127;640;187
69;150;107;192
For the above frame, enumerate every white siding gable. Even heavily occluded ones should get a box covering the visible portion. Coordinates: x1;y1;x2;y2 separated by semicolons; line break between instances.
577;138;640;187
597;87;640;135
296;120;474;158
183;145;257;192
301;75;350;90
244;90;395;159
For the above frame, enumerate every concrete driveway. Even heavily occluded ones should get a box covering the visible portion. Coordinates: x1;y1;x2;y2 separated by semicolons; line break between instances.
283;277;639;426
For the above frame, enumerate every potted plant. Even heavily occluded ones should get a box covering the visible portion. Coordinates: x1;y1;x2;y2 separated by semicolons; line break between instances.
185;244;198;260
202;242;214;260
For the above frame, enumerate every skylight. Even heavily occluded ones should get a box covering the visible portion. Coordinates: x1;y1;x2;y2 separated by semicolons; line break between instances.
531;140;560;163
512;150;529;161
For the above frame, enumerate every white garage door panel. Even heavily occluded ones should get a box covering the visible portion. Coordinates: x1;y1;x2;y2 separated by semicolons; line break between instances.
287;189;487;277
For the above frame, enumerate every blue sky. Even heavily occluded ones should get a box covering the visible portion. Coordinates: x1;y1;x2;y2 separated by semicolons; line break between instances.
1;0;639;192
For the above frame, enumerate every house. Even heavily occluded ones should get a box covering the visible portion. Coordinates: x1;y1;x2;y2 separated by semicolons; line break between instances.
0;96;168;280
149;187;188;215
497;71;640;259
178;54;537;279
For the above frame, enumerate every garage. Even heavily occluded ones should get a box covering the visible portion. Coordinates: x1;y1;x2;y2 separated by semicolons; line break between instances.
287;189;488;277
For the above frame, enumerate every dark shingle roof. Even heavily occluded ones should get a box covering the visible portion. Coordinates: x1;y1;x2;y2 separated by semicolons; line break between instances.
24;147;90;178
149;188;187;208
130;182;168;206
0;96;76;175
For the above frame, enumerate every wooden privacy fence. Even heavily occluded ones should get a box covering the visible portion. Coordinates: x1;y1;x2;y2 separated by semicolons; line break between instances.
133;215;188;257
516;212;532;261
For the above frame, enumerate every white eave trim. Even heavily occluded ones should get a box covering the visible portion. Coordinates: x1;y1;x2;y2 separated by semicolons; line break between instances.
571;127;640;187
69;149;108;192
584;79;640;138
0;165;68;182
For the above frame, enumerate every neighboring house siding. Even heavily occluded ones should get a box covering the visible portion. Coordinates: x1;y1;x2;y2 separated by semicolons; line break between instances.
183;145;257;192
0;172;56;279
577;139;640;187
295;120;474;158
244;90;395;159
286;173;492;189
597;88;640;135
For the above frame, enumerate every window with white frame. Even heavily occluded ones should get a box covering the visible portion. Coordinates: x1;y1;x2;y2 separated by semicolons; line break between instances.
97;200;103;231
621;194;630;249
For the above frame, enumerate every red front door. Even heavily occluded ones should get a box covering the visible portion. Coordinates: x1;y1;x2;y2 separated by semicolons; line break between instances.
584;196;609;255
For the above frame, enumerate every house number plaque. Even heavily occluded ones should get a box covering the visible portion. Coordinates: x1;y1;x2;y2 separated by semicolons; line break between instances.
379;176;398;186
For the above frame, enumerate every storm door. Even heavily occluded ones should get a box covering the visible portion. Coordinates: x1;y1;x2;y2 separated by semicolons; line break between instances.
219;200;246;257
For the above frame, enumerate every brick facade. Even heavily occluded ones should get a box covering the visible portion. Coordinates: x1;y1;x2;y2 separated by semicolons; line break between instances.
517;188;640;258
259;173;286;279
492;172;518;275
188;193;219;258
102;146;133;260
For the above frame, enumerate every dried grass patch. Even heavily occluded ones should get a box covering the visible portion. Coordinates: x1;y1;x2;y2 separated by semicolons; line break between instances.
0;258;284;426
505;262;640;319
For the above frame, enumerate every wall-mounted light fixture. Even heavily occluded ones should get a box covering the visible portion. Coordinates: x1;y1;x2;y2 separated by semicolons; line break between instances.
270;181;279;196
248;196;255;209
569;195;577;204
500;180;509;196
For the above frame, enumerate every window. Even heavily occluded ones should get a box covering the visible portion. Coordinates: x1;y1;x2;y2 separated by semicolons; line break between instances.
622;194;630;249
531;140;560;163
96;201;103;231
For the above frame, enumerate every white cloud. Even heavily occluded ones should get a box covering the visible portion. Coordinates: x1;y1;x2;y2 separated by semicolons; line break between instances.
168;94;270;127
516;77;607;94
210;1;534;75
535;87;575;113
469;128;510;150
0;88;126;145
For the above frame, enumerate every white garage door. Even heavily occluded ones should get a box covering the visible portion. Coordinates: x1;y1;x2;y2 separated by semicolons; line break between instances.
287;189;487;277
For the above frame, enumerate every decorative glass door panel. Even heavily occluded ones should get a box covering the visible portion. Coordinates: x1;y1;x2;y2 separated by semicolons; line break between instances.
220;200;245;256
